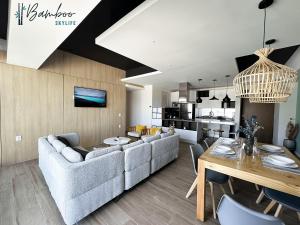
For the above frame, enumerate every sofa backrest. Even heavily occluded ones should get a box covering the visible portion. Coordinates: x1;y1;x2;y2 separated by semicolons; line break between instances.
57;132;80;147
123;142;151;171
151;134;180;158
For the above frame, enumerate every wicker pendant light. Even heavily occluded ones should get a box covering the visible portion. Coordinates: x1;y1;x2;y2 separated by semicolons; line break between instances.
233;0;298;103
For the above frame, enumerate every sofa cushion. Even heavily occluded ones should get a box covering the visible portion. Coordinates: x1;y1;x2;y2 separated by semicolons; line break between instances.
127;131;141;138
142;135;160;143
52;140;67;153
57;136;72;147
122;140;143;150
160;132;172;139
72;146;89;159
62;147;83;163
47;134;57;144
85;145;121;160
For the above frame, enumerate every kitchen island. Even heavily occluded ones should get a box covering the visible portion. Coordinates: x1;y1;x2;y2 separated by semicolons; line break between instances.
162;117;236;144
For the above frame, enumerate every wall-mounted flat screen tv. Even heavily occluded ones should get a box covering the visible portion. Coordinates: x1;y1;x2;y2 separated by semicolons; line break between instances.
74;86;107;107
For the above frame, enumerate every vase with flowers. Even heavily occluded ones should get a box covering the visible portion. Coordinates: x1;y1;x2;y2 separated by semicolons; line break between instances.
236;116;264;156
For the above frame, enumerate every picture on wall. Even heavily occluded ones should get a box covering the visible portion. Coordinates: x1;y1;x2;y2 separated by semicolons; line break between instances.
74;86;107;107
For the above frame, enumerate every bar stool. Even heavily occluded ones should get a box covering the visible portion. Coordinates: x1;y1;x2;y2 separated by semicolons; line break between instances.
202;127;211;138
213;128;224;139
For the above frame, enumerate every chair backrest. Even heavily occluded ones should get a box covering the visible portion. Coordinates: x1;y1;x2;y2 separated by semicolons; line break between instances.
217;195;285;225
189;144;205;175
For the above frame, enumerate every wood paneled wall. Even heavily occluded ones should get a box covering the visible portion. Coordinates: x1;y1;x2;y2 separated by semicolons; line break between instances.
0;50;126;166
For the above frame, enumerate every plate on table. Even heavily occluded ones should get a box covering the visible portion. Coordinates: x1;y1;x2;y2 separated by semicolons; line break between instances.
259;144;284;153
264;155;298;168
213;145;235;155
221;138;235;145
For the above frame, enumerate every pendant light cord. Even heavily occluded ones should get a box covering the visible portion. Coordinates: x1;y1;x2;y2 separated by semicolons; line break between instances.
263;8;266;48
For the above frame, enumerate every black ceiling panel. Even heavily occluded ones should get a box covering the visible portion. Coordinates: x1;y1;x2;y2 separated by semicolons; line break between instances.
236;45;299;72
0;0;155;75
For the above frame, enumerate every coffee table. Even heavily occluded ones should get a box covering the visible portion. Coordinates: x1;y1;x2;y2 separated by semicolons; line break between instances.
103;137;131;146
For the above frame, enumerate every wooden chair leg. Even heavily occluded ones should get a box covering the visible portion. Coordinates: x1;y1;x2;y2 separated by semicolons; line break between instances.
255;184;260;191
274;204;282;217
256;190;264;204
297;212;300;221
186;177;198;199
228;179;234;195
264;200;277;214
219;184;226;194
209;182;216;219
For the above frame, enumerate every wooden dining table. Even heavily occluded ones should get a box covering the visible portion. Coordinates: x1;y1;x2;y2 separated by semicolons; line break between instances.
196;138;300;221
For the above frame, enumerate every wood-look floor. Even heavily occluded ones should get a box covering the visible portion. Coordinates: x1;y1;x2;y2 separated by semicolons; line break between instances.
0;143;298;225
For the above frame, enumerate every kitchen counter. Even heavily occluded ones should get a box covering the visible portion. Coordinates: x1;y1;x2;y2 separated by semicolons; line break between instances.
195;118;235;125
162;118;235;125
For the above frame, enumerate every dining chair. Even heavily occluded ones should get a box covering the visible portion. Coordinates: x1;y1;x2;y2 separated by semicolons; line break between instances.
217;194;285;225
256;188;300;221
186;144;234;219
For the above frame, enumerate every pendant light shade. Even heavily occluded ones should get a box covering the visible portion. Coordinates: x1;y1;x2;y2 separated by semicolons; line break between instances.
233;0;298;103
222;75;231;104
196;79;203;103
210;79;219;100
233;48;297;103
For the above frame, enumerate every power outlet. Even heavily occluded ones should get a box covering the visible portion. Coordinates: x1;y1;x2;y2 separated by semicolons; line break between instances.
118;124;121;129
118;113;122;117
16;135;22;142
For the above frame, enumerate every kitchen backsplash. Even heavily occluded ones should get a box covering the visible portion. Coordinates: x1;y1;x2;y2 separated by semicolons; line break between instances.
196;108;235;119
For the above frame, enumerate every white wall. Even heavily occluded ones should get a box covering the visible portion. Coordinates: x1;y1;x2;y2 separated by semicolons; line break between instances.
126;85;153;127
273;83;298;146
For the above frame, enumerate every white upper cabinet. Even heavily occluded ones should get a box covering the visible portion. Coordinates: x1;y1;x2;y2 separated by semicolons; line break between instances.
189;90;197;102
170;91;179;103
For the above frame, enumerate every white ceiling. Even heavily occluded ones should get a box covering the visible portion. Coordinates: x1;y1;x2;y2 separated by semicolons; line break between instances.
7;0;101;69
96;0;300;90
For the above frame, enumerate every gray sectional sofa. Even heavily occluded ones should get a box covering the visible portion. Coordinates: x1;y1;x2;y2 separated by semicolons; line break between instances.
38;132;179;225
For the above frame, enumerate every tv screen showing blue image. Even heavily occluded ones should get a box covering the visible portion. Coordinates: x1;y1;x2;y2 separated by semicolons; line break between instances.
74;86;107;107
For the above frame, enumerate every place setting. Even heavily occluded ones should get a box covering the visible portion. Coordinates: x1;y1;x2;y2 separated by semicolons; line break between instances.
210;138;238;159
260;146;300;174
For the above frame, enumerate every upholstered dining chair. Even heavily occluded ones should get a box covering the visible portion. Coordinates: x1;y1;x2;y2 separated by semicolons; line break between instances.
256;188;300;221
186;144;234;219
218;195;285;225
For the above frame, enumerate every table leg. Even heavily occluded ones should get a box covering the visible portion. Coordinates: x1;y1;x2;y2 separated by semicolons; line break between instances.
197;159;206;221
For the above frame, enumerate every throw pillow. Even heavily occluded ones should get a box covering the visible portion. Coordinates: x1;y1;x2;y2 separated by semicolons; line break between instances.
62;147;83;163
52;140;67;153
122;140;143;150
72;146;89;159
57;136;72;147
142;135;160;143
136;125;146;134
85;145;121;160
150;127;162;136
160;132;172;139
47;134;57;144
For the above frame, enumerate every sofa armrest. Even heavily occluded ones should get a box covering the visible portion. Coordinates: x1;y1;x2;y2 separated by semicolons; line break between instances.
50;151;124;200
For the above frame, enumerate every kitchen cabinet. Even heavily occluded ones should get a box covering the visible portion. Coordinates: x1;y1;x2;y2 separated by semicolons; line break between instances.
189;90;197;102
170;91;179;103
